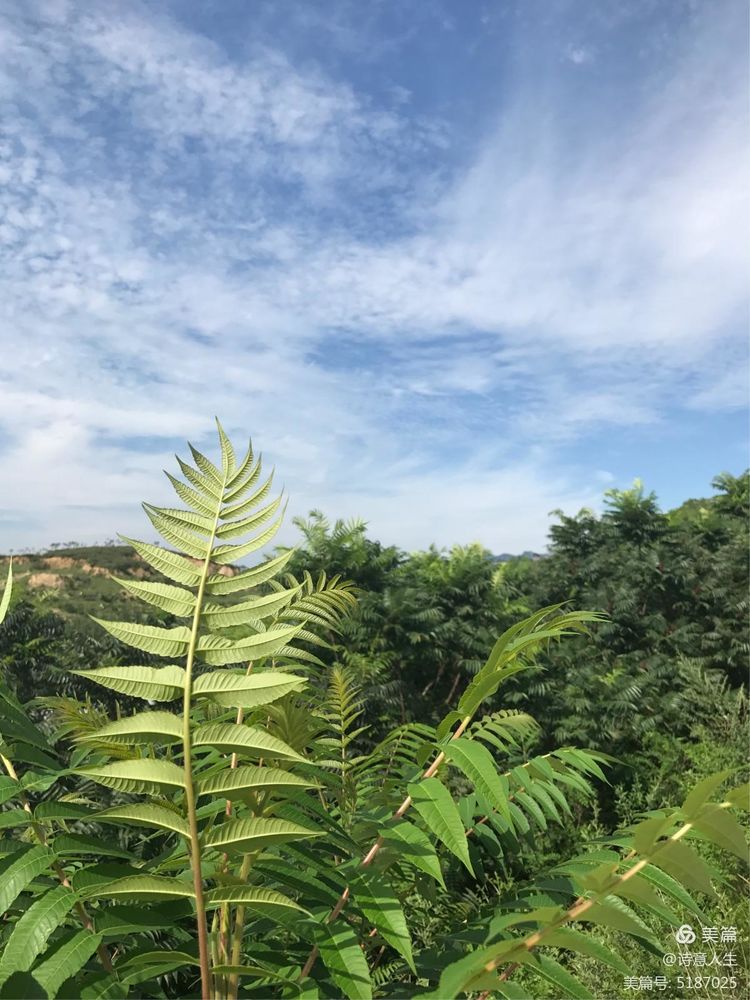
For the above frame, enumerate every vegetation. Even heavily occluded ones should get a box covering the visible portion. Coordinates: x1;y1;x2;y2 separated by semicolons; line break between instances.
0;425;747;999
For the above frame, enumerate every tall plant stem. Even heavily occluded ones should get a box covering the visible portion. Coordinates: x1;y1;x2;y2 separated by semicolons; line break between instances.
300;713;472;980
218;660;254;976
0;753;114;975
227;852;255;1000
183;500;225;1000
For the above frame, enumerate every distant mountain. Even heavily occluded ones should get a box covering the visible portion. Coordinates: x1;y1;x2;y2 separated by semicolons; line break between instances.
0;544;240;635
490;550;544;563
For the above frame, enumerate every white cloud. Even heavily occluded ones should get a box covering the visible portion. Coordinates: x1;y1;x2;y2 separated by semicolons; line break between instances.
0;0;746;553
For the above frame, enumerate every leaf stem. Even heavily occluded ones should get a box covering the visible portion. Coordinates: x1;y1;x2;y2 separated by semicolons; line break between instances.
183;498;225;1000
300;714;472;980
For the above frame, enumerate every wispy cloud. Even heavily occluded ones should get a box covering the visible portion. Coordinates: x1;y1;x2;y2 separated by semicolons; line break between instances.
0;0;746;553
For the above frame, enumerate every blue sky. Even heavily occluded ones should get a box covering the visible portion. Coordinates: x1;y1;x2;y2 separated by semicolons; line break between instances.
0;0;747;554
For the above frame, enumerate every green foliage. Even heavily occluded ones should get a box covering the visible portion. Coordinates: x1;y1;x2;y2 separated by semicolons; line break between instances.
0;429;746;1000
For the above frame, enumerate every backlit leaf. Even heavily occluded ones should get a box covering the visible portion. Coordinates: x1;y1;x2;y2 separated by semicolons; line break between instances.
197;764;316;800
91;619;190;658
90;876;195;902
192;723;305;761
193;670;305;708
408;777;474;875
72;665;185;702
77;759;185;795
77;711;182;745
203;816;320;854
196;624;299;665
93;803;189;838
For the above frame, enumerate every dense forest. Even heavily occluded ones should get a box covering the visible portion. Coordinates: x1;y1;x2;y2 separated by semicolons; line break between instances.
0;429;747;1000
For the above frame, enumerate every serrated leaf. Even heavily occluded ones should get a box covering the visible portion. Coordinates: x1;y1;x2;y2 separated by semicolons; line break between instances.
35;802;96;822
0;885;77;985
527;782;563;825
0;846;55;914
165;471;216;517
204;548;294;595
507;801;528;835
77;710;181;745
193;670;305;707
204;885;306;920
33;929;103;997
52;834;134;860
72;665;185;702
90;876;195;902
77;759;185;794
95;901;192;937
71;864;142;896
118;535;203;586
352;871;415;972
112;578;196;617
578;896;657;940
214;496;282;541
143;507;209;558
92;619;190;658
203;816;320;854
196;624;299;665
144;503;213;535
612;873;680;924
408;777;474;875
201;586;300;628
542;927;629;974
690;804;748;860
444;739;510;824
314;922;373;1000
220;473;275;520
225;452;261;499
175;454;220;498
379;821;446;888
210;515;285;565
653;838;716;896
215;418;237;477
193;723;305;761
682;769;735;816
197;764;315;800
542;778;573;817
118;947;200;969
93;803;189;838
515;790;548;830
638;863;708;922
189;443;223;485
